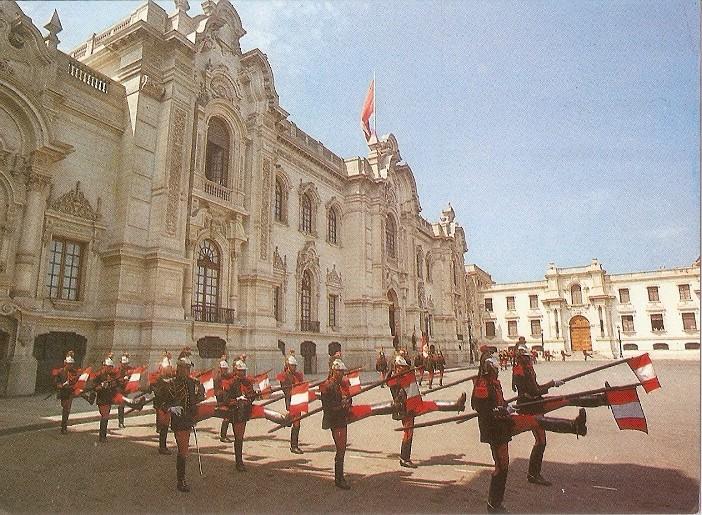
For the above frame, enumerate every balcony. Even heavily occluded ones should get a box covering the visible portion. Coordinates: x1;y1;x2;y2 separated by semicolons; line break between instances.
300;320;320;333
192;304;237;324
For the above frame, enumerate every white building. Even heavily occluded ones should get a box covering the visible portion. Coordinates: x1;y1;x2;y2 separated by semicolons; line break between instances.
468;258;700;357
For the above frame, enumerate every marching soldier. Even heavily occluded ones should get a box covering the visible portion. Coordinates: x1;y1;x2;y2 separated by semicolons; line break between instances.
215;355;233;443
94;353;119;443
226;360;257;472
279;354;305;454
54;351;79;434
320;359;352;489
152;352;175;454
375;349;388;386
116;353;131;428
162;349;205;492
426;345;437;388
436;349;446;386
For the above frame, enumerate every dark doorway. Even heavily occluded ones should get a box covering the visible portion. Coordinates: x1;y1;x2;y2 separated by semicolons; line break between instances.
278;340;286;356
33;332;87;393
300;340;316;375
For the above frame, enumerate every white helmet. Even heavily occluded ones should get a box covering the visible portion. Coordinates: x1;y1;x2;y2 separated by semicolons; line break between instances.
485;356;499;372
234;360;248;371
219;360;229;369
64;355;75;364
104;357;114;367
516;343;529;355
161;357;172;368
121;354;130;364
178;356;194;367
287;355;298;366
331;359;347;371
394;356;409;367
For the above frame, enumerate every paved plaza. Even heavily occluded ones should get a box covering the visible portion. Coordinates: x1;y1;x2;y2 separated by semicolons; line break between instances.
0;359;698;513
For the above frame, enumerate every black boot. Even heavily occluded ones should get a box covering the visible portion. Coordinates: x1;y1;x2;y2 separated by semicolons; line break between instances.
290;426;304;454
61;411;69;434
527;444;551;486
487;471;509;513
176;455;190;492
572;394;607;408
399;441;417;468
159;428;171;455
220;419;232;443
536;409;587;437
98;418;108;442
235;439;246;472
334;455;351;489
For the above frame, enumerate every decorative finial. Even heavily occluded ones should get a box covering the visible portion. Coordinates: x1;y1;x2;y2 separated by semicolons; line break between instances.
174;0;190;12
43;9;62;50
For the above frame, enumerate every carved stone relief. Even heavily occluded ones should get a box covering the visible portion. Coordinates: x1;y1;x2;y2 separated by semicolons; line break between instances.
49;181;98;221
165;107;187;236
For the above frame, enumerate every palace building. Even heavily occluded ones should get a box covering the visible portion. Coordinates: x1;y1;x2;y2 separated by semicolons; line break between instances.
0;0;470;395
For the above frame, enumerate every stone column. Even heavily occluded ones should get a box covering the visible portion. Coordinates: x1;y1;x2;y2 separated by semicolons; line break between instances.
13;166;51;298
182;239;195;317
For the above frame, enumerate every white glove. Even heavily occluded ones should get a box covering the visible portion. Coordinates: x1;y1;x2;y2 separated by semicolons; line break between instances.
505;404;517;415
553;380;565;387
236;395;248;401
168;406;183;416
62;381;69;387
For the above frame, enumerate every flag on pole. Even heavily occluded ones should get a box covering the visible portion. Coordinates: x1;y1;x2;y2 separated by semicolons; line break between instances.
627;353;661;393
349;404;373;423
253;372;272;399
347;370;362;395
73;367;91;397
606;386;648;433
289;382;310;417
198;369;215;400
360;79;375;141
387;372;423;413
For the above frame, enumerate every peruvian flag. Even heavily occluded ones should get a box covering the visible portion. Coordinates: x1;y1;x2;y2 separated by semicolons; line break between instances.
606;386;648;433
124;366;146;394
347;371;362;395
308;387;319;402
387;372;423;413
627;354;661;393
254;372;272;399
289;382;310;418
73;367;91;396
349;404;373;423
360;79;375;141
198;369;215;400
111;391;127;405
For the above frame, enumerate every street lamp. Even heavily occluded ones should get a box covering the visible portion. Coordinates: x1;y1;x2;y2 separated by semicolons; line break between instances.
616;324;623;359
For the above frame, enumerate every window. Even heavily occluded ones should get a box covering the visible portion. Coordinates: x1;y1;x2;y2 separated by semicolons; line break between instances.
274;179;285;222
650;313;664;332
273;286;281;322
426;258;431;281
530;319;541;336
623;343;639;351
619;288;630;303
647;286;659;302
327;208;338;244
328;294;338;328
301;194;313;234
301;271;312;324
385;215;396;258
46;238;83;300
485;298;493;312
529;295;538;309
621;315;635;332
652;343;669;350
485;321;496;337
685;342;700;350
554;309;560;338
682;313;697;331
194;240;220;318
452;260;458;286
508;320;518;337
506;296;515;310
416;251;423;278
205;117;229;186
679;284;691;301
428;315;434;337
571;284;583;305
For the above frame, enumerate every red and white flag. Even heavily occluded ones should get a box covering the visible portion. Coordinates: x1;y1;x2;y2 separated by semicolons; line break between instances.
360;79;375;141
387;372;423;413
289;382;310;418
606;386;648;433
349;404;373;423
73;367;91;397
254;372;272;399
198;369;215;400
347;371;362;395
124;366;146;394
627;353;661;393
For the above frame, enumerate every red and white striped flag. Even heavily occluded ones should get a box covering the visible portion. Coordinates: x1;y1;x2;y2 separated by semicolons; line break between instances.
627;353;661;393
289;382;310;418
360;79;375;141
124;366;146;394
347;371;362;395
198;370;215;400
606;386;648;433
349;404;373;423
254;372;272;399
73;367;91;397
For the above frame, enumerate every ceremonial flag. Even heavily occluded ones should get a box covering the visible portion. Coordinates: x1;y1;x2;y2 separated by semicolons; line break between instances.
124;366;146;394
198;369;215;400
347;371;362;395
195;402;217;422
289;382;310;417
627;353;661;393
308;386;319;402
73;367;91;396
387;372;423;413
360;79;375;141
349;404;373;423
606;386;648;433
250;404;266;419
254;372;272;399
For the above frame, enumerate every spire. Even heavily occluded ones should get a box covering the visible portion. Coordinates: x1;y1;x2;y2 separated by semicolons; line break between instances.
43;9;62;50
174;0;190;12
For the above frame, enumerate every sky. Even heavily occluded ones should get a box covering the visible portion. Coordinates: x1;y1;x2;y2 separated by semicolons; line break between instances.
17;0;700;283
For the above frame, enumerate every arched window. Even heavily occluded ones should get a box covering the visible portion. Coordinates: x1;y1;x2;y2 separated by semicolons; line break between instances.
205;117;230;186
327;208;338;244
194;239;220;321
301;194;313;234
274;179;284;222
301;270;312;326
385;214;397;259
571;284;582;305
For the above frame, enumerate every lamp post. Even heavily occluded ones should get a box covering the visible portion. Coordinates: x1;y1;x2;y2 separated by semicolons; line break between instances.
540;329;545;358
617;324;623;359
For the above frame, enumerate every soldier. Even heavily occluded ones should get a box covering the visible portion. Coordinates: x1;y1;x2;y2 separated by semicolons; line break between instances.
279;354;305;454
152;352;175;454
426;345;437;389
328;350;342;371
436;349;446;386
116;353;131;428
54;351;79;434
320;359;352;489
214;355;233;443
226;360;257;472
413;352;424;385
375;349;388;386
94;353;119;443
162;349;205;492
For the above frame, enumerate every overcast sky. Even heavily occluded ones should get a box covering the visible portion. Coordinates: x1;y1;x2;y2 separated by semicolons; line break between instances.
17;0;700;283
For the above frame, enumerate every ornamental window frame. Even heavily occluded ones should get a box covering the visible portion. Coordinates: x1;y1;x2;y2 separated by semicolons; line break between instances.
46;237;84;301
